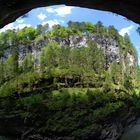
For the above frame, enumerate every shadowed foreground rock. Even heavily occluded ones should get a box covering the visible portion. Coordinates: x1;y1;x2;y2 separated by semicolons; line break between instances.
1;0;140;28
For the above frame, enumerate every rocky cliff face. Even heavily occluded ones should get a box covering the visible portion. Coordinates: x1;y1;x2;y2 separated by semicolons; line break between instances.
1;34;136;69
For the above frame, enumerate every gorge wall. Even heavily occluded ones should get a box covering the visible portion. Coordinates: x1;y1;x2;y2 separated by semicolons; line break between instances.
1;34;135;70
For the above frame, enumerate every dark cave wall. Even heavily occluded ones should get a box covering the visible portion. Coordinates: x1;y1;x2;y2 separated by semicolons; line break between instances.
0;0;140;28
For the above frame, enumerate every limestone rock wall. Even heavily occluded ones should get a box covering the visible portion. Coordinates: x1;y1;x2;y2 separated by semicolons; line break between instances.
1;34;136;68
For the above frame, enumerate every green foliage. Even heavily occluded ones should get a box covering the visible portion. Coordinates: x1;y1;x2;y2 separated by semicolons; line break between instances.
108;25;119;38
0;72;40;97
3;55;15;80
21;53;34;72
46;25;81;37
35;24;49;36
40;42;60;70
16;94;44;110
88;41;105;73
93;102;124;121
68;21;96;35
110;61;122;85
123;33;137;58
35;35;44;44
17;27;35;43
95;21;107;35
0;21;139;139
8;88;125;139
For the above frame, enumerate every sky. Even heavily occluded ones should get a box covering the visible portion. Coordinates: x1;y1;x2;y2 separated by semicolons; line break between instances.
1;5;140;65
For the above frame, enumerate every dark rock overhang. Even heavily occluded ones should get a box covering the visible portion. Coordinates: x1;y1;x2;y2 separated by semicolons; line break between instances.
0;0;140;28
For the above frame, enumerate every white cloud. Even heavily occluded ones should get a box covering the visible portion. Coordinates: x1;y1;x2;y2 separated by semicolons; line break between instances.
54;6;74;17
60;20;64;24
46;7;54;13
15;23;32;29
46;6;74;17
119;25;134;36
0;22;32;32
16;19;24;24
37;12;47;20
0;22;32;33
42;20;60;28
0;23;14;32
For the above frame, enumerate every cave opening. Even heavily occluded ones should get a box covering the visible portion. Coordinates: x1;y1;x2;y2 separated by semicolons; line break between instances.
0;3;140;140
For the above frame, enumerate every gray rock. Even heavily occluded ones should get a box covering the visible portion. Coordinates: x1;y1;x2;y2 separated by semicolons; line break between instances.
0;34;135;69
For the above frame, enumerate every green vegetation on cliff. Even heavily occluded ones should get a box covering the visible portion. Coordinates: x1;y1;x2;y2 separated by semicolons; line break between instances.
0;21;139;139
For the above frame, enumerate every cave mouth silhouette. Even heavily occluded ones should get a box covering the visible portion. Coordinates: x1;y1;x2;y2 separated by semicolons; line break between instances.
0;0;140;28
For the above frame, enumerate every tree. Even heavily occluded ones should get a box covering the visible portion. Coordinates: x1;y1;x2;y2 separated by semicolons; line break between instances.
85;22;96;34
0;30;19;75
103;70;113;92
40;42;60;70
47;25;74;37
0;62;4;84
58;46;71;68
95;21;105;34
68;21;96;35
17;27;35;43
3;55;15;80
35;24;49;36
110;61;122;85
108;25;118;38
67;21;86;34
88;41;105;73
22;53;34;72
123;33;132;46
